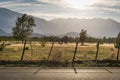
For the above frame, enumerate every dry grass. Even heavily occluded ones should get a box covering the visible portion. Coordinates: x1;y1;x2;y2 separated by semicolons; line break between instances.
0;42;119;61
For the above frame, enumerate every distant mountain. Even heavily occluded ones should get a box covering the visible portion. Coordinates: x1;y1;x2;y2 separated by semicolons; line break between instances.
0;7;57;36
0;8;21;33
59;32;79;38
0;7;120;37
50;18;120;37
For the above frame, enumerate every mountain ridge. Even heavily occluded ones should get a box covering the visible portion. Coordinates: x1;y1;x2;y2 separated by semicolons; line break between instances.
0;7;120;37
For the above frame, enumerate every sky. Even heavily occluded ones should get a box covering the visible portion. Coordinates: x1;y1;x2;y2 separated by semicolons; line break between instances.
0;0;120;21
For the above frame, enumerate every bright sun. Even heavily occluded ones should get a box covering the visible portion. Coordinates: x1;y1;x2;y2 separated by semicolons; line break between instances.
66;0;97;9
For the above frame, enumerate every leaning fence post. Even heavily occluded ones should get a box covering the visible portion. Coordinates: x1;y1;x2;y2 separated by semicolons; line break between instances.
95;41;100;61
72;39;79;64
116;43;120;61
47;40;54;61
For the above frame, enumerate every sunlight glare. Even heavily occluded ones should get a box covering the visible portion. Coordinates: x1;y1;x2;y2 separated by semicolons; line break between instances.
66;0;97;9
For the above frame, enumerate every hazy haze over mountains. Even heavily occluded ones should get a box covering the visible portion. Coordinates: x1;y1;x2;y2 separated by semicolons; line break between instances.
0;8;120;37
51;18;120;37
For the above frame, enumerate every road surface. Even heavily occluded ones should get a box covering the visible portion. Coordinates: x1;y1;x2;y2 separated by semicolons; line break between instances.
0;67;120;80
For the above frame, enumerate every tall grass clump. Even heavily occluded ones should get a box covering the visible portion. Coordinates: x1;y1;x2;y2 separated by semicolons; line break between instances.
50;49;64;62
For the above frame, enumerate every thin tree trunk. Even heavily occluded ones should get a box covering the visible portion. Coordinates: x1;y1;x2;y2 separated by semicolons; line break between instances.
72;41;79;64
20;39;27;61
47;41;54;61
116;44;120;61
81;42;84;46
95;41;100;61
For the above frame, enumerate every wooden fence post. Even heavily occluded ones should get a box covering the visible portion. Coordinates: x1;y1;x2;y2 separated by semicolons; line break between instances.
95;41;100;61
47;40;54;61
72;40;79;64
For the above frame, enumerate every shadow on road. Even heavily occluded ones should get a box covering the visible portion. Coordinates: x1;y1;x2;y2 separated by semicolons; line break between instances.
33;62;78;75
72;62;77;74
102;68;112;73
33;68;41;75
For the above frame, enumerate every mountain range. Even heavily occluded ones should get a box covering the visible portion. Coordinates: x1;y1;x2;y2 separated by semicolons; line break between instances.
0;7;120;37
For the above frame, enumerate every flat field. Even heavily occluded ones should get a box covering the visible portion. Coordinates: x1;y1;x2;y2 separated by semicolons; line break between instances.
0;41;118;61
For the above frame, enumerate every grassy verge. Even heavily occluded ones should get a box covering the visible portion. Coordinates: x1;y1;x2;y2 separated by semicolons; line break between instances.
0;60;120;67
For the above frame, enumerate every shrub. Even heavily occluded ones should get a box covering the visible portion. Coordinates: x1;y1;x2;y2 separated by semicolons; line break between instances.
25;47;29;50
0;42;6;51
50;49;64;62
114;43;119;48
40;41;46;47
108;53;116;60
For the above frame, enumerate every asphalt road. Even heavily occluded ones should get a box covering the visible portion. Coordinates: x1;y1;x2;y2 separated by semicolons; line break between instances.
0;67;120;80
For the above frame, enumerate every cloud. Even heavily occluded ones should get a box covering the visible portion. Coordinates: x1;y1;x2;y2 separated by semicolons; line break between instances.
0;0;68;8
37;0;69;7
88;0;120;20
0;0;120;21
0;0;69;12
90;0;120;10
0;0;80;16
